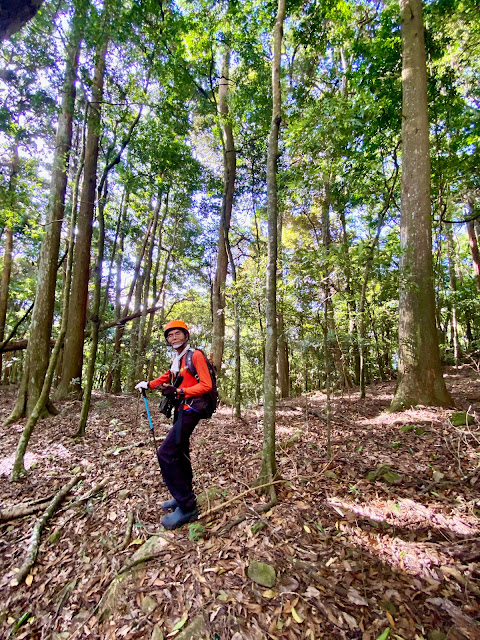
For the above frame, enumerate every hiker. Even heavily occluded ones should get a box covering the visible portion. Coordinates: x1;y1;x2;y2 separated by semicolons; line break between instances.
135;320;214;530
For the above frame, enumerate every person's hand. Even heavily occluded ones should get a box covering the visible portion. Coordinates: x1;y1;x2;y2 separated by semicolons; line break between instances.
161;385;177;396
135;381;149;391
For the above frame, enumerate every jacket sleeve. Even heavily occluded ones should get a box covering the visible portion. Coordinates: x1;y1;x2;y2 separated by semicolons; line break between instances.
148;371;171;390
183;351;213;398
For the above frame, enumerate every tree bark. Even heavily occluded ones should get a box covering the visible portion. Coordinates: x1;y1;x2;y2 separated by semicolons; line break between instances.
277;211;290;398
390;0;452;410
8;7;84;420
0;0;44;42
257;0;285;497
108;190;128;393
212;45;236;374
76;176;107;436
56;35;108;399
445;223;460;363
135;194;161;381
0;147;18;382
466;196;480;294
10;175;77;479
0;224;14;381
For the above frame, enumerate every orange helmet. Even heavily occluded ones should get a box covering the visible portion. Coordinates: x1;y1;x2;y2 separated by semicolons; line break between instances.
164;320;190;341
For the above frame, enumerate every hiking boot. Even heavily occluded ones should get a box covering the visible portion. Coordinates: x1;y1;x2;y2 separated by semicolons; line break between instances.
161;498;178;512
161;506;199;530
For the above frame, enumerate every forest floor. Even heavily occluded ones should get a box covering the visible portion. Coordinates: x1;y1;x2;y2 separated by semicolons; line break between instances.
0;366;480;640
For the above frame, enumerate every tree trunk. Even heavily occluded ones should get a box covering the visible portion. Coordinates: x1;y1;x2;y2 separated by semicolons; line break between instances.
76;179;107;436
10;170;77;480
109;190;128;393
339;207;359;384
127;271;143;392
212;46;236;374
465;196;480;294
390;0;452;410
277;211;290;398
56;35;108;399
0;224;14;383
135;195;161;381
0;147;18;385
257;0;285;498
8;6;84;420
445;223;460;364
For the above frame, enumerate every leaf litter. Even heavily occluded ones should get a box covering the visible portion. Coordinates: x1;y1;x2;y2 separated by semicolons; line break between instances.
0;365;479;639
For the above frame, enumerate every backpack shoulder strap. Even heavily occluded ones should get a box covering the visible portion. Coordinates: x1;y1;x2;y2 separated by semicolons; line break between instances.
185;348;199;380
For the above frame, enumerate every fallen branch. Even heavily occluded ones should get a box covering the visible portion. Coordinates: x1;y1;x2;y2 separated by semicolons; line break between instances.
0;496;53;522
106;441;148;456
12;475;85;585
220;497;278;535
199;479;287;520
421;465;480;494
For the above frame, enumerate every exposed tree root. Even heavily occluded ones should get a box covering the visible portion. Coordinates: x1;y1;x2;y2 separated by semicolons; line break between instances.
116;512;134;551
67;477;109;508
12;475;84;585
0;496;52;522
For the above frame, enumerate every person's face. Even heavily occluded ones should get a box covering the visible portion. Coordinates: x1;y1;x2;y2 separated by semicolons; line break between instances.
167;330;186;348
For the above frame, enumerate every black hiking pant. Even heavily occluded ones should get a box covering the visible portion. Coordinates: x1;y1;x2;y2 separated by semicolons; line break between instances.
156;409;203;512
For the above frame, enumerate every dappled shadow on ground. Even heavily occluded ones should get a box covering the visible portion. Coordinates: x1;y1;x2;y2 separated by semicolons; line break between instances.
0;367;479;640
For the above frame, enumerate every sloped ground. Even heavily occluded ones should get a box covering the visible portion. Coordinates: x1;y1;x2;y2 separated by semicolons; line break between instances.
0;366;479;640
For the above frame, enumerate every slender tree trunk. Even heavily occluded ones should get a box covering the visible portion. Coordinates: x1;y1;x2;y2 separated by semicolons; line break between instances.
445;224;460;364
110;212;153;392
0;224;13;382
324;291;332;459
224;211;241;417
358;208;388;397
0;147;18;384
212;46;236;374
143;194;170;368
391;0;452;410
109;190;128;393
339;208;359;384
8;8;84;420
56;35;108;399
257;0;285;498
135;195;161;381
76;180;107;436
127;272;143;392
277;211;290;398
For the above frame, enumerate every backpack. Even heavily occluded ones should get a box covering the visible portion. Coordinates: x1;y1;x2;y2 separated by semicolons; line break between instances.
184;349;218;419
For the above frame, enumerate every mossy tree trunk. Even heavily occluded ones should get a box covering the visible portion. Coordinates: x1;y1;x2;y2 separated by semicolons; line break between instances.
7;5;85;421
56;33;109;400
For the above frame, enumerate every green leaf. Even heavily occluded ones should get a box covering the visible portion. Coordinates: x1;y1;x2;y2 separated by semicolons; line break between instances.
168;615;188;635
376;628;390;640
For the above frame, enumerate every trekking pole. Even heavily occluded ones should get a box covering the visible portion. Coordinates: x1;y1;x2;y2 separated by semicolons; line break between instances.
141;389;158;452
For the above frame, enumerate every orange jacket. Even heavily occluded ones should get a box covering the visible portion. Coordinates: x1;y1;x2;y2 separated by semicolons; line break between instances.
149;349;212;410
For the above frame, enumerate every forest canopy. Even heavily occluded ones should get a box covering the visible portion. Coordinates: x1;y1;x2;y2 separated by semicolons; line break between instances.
0;0;479;420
